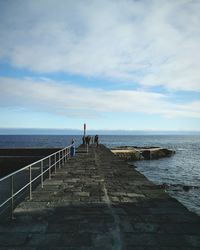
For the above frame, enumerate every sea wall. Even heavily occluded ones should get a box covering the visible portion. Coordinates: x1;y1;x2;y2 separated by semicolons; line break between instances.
0;148;61;177
111;146;175;160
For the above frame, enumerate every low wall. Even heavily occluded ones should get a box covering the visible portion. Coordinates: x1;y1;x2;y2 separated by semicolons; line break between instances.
0;148;61;177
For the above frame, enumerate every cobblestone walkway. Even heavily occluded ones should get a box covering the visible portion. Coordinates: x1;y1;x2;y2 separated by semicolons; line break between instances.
0;145;200;249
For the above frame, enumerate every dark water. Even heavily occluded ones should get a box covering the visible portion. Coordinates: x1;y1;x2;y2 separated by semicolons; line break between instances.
0;134;199;215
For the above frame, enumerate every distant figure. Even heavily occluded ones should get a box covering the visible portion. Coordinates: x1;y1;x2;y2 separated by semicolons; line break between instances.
82;136;86;145
94;135;99;147
70;138;75;157
85;135;91;145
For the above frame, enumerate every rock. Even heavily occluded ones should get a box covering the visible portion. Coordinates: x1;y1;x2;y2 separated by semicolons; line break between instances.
183;186;190;192
111;149;142;161
159;183;170;190
111;147;175;161
141;150;151;160
139;148;175;160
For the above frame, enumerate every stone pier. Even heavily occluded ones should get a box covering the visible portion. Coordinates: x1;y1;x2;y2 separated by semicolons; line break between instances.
0;145;200;249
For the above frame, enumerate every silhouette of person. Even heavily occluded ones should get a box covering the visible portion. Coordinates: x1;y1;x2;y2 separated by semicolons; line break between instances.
94;135;99;147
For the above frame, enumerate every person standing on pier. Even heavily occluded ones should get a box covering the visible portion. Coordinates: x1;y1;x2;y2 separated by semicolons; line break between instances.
70;138;75;157
82;136;86;145
94;135;99;147
85;135;91;146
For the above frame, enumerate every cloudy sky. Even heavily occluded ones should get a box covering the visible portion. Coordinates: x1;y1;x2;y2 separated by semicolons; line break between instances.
0;0;200;131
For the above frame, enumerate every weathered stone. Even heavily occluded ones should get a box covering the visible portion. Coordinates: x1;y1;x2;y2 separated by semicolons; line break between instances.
73;192;90;197
126;193;145;198
0;233;28;246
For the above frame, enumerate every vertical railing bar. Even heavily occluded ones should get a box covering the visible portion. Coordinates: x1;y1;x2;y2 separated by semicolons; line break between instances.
55;153;57;173
29;166;32;200
63;150;65;164
11;176;14;219
64;149;65;164
49;156;51;180
65;148;67;163
59;151;61;168
41;161;43;188
60;151;62;167
62;150;64;166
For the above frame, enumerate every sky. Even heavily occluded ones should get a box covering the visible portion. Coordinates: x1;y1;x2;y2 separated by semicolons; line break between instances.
0;0;200;132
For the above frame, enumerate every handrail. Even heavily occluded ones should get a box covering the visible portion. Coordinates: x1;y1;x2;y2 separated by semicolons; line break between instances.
0;143;75;218
0;147;70;182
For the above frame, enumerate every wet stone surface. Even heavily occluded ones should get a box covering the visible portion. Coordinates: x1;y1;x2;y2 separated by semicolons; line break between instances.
0;144;200;249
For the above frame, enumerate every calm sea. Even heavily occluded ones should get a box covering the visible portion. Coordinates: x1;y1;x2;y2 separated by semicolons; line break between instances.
0;134;199;215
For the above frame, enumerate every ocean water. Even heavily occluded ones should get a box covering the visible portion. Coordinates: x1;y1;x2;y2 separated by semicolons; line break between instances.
0;134;199;215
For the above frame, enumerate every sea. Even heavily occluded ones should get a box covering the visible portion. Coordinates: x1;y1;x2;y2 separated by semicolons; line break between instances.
0;134;199;216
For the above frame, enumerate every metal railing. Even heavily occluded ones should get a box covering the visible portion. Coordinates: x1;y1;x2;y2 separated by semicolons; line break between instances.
0;143;74;219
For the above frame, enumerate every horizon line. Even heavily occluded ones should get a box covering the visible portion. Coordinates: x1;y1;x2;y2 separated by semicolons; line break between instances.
0;127;200;132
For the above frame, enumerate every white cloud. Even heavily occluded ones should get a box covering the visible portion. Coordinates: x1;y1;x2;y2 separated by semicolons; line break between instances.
0;77;199;119
0;0;200;91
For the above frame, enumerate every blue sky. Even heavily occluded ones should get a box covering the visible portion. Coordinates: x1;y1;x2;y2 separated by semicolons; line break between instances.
0;0;200;132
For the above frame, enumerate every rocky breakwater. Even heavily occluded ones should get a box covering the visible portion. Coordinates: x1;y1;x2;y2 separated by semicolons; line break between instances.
111;146;175;161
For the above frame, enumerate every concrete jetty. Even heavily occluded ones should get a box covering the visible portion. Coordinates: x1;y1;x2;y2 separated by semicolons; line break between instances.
0;144;200;249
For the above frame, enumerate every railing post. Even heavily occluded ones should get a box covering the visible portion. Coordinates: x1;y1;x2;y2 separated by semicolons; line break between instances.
49;156;51;180
55;153;57;173
62;150;64;166
63;149;65;163
65;149;67;163
63;150;65;164
41;161;43;188
29;166;32;200
59;151;61;168
11;176;14;219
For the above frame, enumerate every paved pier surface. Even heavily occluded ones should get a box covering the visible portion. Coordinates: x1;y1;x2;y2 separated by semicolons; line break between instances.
1;145;200;249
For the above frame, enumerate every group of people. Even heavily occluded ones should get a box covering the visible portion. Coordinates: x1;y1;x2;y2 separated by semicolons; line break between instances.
82;135;99;147
70;134;99;157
